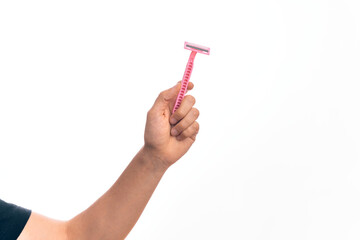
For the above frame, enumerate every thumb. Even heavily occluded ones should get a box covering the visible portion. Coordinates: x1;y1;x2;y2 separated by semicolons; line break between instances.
152;81;182;110
162;81;182;100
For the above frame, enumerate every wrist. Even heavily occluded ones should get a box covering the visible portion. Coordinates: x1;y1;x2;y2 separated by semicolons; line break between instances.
139;146;170;174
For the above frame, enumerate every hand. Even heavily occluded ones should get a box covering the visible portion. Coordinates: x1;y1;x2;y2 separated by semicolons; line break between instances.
143;81;200;169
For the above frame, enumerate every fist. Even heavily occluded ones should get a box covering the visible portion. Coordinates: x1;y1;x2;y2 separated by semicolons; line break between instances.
143;81;200;168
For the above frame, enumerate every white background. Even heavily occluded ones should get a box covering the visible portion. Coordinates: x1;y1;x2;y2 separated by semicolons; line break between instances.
1;0;360;239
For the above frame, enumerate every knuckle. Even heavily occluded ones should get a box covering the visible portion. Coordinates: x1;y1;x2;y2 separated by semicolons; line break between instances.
181;129;190;138
172;112;180;122
182;132;190;139
147;109;153;117
185;95;196;105
193;121;200;133
178;120;188;132
192;108;200;118
175;108;186;119
158;91;165;98
174;125;181;133
176;134;185;141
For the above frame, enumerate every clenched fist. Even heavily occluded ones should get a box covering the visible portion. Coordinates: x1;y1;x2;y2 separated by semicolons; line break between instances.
143;81;200;169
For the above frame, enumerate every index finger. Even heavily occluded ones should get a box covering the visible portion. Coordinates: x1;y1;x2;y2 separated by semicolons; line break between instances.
177;81;194;91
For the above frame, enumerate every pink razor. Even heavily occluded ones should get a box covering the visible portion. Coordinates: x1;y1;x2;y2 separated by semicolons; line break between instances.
172;42;210;114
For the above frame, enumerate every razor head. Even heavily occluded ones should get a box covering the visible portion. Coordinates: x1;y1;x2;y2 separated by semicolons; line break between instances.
184;42;210;55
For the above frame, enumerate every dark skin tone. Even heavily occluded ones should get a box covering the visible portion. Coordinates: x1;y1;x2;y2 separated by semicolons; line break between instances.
18;81;199;240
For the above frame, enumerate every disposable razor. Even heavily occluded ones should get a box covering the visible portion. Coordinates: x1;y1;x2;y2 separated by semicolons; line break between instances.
172;42;210;114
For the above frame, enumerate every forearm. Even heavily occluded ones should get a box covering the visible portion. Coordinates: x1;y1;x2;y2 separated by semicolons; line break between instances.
18;82;198;240
67;146;169;240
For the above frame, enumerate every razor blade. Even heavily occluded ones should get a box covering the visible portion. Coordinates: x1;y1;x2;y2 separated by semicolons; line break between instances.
184;42;210;55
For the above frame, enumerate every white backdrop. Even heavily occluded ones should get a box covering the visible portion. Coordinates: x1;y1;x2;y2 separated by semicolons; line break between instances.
1;0;360;239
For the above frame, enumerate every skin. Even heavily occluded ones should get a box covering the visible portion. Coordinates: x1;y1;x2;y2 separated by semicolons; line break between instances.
18;81;199;240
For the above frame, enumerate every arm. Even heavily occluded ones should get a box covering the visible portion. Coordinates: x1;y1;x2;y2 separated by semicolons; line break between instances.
18;81;200;240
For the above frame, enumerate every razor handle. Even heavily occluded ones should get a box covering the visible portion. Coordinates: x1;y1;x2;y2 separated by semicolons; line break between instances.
172;51;197;114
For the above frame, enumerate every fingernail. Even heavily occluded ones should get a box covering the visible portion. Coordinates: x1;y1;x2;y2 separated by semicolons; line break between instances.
171;128;178;136
170;117;177;124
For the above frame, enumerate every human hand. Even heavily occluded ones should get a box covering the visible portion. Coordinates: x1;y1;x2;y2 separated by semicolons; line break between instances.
143;81;200;169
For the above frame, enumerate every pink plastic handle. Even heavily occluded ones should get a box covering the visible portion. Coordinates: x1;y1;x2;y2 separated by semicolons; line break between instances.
172;51;197;114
